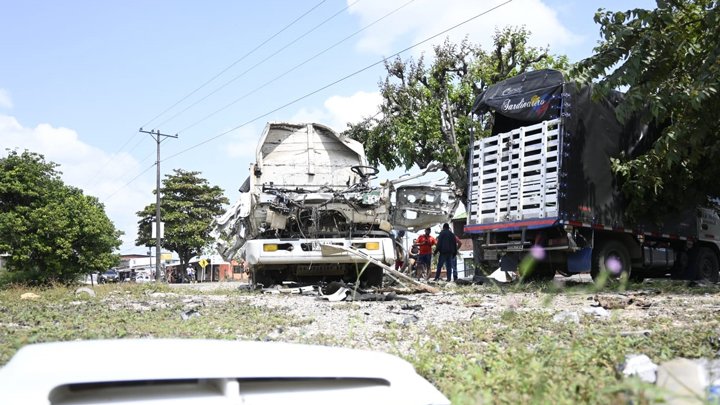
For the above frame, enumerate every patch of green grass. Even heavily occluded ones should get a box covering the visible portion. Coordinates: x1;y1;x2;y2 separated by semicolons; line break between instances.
386;306;719;404
0;284;301;365
1;281;718;404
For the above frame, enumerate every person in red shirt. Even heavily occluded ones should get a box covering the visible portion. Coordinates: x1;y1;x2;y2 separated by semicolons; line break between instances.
414;227;436;280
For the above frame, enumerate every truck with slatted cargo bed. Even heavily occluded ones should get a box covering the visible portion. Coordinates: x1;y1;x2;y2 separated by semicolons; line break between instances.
464;69;720;282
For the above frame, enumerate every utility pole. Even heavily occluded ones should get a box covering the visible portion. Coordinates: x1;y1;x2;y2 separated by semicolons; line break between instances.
139;128;178;281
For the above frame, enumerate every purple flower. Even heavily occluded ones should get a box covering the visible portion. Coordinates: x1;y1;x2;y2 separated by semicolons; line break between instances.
606;257;622;274
530;245;546;261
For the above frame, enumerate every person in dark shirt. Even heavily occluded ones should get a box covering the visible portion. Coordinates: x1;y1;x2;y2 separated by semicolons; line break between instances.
434;223;458;281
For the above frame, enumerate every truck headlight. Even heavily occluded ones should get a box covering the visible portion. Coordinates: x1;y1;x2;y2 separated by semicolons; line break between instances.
365;242;380;250
263;244;278;252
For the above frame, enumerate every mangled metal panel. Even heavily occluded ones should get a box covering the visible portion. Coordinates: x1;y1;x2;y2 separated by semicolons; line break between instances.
392;185;457;231
212;122;460;280
254;122;366;190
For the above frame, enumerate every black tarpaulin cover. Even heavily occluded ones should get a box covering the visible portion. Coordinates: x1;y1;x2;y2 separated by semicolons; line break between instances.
472;69;564;122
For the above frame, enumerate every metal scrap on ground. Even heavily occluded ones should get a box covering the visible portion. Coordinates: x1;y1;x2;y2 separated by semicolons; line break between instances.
320;243;440;294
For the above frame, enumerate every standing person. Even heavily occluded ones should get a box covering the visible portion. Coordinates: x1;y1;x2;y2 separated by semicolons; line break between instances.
434;223;459;282
186;265;195;283
414;227;436;280
393;230;406;271
451;233;462;281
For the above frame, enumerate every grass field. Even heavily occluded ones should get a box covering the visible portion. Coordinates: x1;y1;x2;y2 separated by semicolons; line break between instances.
0;280;718;404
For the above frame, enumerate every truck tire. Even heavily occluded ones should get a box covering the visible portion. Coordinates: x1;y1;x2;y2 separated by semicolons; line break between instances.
591;240;631;281
359;265;383;287
688;247;719;283
251;267;274;288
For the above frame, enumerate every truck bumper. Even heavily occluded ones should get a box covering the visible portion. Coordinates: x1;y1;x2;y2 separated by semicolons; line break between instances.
243;237;395;266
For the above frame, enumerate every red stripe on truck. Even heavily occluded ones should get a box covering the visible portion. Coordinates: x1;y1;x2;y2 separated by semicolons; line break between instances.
464;218;557;232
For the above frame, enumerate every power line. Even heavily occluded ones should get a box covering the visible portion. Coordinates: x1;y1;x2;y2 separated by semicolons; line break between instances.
152;0;361;130
176;0;415;134
106;0;513;197
86;1;331;192
164;0;514;161
101;163;156;202
139;0;329;130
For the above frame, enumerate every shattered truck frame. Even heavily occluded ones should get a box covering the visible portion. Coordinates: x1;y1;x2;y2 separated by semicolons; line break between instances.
214;122;457;287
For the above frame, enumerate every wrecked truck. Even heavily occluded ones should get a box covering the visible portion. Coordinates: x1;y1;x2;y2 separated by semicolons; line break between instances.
213;122;457;286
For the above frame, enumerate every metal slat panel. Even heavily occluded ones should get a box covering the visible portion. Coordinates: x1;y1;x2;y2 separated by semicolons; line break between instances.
469;118;561;226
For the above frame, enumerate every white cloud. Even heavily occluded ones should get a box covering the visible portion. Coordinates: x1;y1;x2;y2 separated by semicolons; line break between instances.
224;125;260;159
0;115;153;253
289;90;382;132
0;89;12;109
348;0;581;57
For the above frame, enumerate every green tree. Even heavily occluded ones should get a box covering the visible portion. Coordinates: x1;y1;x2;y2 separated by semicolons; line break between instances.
0;150;121;284
573;0;720;216
136;169;229;273
344;27;568;199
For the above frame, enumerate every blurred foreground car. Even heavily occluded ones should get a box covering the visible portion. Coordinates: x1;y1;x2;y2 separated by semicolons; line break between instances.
0;339;450;405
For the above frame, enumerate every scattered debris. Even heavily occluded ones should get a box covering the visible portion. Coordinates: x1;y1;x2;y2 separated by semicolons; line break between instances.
622;354;658;383
401;303;423;311
594;293;652;309
261;285;317;295
487;268;517;283
265;327;284;341
656;358;706;403
320;244;440;294
322;281;349;295
318;286;350;302
454;278;474;286
74;287;96;298
582;306;610;318
464;301;496;308
552;311;580;324
620;329;653;337
347;291;409;302
20;292;40;300
402;314;420;325
180;309;200;321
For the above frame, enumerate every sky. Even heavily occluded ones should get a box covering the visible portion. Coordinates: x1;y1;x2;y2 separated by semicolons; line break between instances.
0;0;655;255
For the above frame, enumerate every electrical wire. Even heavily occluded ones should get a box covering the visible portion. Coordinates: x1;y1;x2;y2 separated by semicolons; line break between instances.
100;162;156;202
84;1;331;191
164;0;514;162
153;0;361;130
139;0;330;130
95;0;514;253
176;0;415;134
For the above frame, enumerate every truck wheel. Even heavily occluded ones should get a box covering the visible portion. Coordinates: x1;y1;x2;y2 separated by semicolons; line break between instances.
359;265;383;287
688;247;719;283
591;240;631;281
251;267;273;288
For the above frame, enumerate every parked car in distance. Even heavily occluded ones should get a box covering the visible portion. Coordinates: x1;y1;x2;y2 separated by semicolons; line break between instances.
98;269;119;284
134;273;155;283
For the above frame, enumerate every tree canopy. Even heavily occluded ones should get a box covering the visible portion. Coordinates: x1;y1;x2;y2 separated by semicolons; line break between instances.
343;27;569;198
0;150;121;284
573;0;720;215
136;169;228;271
